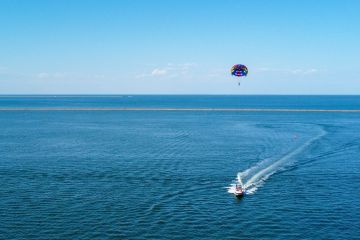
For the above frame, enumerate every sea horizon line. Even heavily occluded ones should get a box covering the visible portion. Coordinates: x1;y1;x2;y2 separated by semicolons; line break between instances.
1;108;360;113
0;94;360;97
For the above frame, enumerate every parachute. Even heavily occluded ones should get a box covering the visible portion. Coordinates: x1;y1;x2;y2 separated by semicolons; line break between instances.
231;64;248;85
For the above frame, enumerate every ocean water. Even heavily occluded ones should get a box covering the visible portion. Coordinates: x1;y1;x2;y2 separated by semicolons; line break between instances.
0;96;360;239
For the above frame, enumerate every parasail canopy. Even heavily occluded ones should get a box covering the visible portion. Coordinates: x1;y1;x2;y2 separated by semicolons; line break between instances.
231;64;248;77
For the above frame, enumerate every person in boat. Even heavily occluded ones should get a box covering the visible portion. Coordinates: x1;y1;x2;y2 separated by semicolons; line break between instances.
235;184;243;192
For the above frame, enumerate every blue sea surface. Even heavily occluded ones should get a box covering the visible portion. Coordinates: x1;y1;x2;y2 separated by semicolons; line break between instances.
0;96;360;239
1;95;360;109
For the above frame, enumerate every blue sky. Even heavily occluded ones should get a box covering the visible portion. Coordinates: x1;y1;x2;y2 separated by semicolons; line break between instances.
0;0;359;94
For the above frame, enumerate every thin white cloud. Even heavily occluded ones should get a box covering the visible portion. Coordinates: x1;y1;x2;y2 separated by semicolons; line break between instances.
36;72;105;80
37;72;50;79
137;63;197;79
255;67;321;75
303;69;319;75
151;68;167;76
37;72;68;79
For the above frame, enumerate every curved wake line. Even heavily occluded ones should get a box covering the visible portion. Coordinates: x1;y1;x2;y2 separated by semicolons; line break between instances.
228;128;326;195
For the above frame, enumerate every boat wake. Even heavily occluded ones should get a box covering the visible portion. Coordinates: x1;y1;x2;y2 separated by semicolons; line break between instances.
228;127;326;195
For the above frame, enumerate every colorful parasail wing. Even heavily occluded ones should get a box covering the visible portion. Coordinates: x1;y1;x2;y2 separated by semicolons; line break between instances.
231;64;248;77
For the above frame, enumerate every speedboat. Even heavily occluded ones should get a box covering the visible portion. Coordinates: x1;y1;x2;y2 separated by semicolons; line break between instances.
234;185;244;198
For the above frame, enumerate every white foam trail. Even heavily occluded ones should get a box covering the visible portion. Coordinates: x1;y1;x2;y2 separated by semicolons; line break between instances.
237;173;244;187
231;128;326;195
227;184;236;194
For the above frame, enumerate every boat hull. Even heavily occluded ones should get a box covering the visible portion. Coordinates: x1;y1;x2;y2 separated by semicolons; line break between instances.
234;192;244;198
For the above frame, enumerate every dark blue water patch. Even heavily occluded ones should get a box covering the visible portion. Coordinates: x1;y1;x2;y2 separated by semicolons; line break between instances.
1;95;360;109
